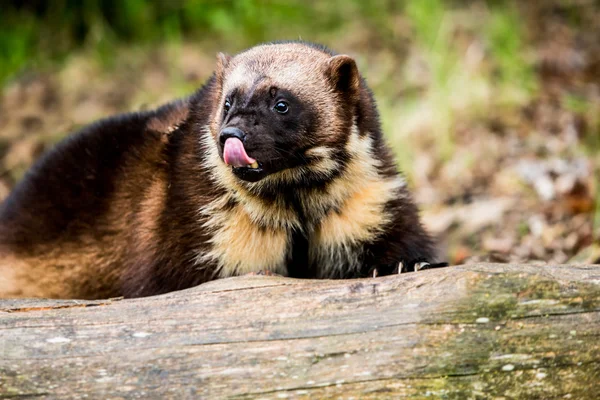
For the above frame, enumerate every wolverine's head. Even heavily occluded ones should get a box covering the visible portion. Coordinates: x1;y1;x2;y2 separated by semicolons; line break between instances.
207;42;367;184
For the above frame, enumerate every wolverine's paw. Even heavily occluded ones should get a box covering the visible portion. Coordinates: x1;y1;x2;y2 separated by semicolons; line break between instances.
244;270;283;277
395;260;450;274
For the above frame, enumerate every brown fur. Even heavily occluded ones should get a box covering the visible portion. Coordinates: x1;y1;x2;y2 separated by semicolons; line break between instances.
0;41;439;299
146;100;189;136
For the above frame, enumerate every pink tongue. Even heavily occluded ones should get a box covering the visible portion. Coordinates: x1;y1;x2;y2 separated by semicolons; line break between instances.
223;137;256;167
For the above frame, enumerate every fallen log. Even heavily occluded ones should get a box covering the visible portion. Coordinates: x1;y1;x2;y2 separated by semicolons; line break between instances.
1;263;599;399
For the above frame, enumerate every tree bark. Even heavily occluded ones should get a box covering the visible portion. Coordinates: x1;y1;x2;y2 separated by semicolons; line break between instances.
1;263;599;399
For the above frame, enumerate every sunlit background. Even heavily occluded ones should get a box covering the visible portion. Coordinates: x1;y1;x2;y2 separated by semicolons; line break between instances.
1;0;598;265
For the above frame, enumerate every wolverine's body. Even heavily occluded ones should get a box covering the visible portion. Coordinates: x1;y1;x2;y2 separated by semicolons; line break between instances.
0;42;437;299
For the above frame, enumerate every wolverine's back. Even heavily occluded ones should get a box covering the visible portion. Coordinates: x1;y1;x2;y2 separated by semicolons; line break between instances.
0;100;200;298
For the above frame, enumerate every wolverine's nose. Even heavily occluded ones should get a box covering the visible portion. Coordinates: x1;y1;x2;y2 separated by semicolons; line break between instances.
219;127;246;146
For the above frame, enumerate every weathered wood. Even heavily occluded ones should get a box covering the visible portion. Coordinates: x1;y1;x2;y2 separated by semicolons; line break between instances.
1;263;599;399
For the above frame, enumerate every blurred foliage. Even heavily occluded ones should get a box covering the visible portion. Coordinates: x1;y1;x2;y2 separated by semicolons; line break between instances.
1;0;338;82
1;1;532;83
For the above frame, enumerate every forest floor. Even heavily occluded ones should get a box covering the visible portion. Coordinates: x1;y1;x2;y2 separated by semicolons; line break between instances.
0;2;598;266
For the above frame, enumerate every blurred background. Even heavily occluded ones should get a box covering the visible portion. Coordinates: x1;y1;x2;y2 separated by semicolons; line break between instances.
0;0;598;265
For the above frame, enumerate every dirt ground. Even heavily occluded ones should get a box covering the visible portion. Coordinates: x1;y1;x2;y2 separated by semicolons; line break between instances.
0;3;598;266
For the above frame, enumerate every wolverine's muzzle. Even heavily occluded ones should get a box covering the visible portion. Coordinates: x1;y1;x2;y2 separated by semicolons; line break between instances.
219;127;266;182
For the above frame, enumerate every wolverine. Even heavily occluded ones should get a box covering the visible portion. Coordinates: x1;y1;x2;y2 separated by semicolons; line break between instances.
0;41;441;299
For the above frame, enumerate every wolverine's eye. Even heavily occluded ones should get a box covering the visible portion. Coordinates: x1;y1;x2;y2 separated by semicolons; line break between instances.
273;101;289;114
224;100;232;114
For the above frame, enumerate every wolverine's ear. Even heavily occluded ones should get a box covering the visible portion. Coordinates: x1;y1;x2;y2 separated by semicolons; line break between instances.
215;52;232;85
325;55;360;96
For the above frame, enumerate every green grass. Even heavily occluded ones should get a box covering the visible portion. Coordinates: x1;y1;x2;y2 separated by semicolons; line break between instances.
0;1;535;85
0;1;342;84
404;0;457;160
485;3;537;104
372;1;537;179
0;11;38;84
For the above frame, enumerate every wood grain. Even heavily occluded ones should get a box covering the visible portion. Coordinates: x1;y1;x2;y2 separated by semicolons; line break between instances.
1;263;600;399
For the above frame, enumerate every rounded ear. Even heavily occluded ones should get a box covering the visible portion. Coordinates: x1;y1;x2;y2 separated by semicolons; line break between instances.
325;55;360;96
215;52;232;85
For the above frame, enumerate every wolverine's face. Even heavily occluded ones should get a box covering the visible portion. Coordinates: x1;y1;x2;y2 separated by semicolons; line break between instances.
211;43;361;184
216;83;317;182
